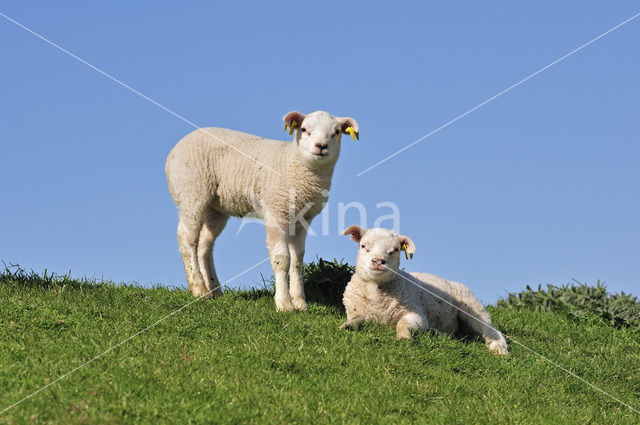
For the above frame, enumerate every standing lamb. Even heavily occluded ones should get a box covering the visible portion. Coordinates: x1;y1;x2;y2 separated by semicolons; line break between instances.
340;226;508;354
165;110;359;311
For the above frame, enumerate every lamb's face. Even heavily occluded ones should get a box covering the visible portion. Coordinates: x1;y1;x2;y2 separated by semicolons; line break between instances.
283;110;359;165
296;111;341;163
342;226;416;282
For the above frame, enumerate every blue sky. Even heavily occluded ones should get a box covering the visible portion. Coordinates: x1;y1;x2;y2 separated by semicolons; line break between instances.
1;2;638;303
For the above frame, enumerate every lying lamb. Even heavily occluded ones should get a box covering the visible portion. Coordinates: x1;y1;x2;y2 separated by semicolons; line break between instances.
165;110;359;311
340;226;508;355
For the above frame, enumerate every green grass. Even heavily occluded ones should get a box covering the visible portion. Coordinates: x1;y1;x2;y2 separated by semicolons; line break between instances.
1;264;639;424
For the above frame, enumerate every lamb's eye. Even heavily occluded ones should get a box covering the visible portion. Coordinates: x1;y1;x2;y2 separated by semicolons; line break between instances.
300;128;307;133
360;245;366;249
393;247;399;252
334;129;340;136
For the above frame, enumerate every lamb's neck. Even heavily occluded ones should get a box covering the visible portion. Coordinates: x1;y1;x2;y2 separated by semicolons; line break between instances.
355;271;403;293
287;153;336;189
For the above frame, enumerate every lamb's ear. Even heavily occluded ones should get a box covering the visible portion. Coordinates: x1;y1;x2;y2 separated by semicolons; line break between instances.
283;111;306;136
342;225;366;243
398;235;416;259
338;117;359;141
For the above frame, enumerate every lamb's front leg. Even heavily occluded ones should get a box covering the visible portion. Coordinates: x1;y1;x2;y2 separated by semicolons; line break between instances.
340;316;364;331
288;226;308;311
396;311;428;340
266;224;293;312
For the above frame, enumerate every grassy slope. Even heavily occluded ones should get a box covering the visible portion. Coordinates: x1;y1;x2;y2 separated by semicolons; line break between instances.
1;271;639;424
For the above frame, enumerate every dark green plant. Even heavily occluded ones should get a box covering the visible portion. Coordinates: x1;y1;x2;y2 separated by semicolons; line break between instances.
497;280;640;330
302;257;354;309
245;258;354;308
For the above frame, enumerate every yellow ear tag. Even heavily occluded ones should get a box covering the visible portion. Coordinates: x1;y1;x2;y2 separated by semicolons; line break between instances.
345;126;357;141
289;120;297;136
284;123;288;132
401;243;409;260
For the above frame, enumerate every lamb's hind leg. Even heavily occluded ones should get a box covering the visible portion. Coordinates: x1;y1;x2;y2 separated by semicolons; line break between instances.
177;215;207;297
455;289;508;355
198;210;229;297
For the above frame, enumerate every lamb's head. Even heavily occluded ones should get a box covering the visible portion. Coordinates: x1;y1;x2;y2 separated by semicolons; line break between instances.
283;111;359;165
342;226;416;282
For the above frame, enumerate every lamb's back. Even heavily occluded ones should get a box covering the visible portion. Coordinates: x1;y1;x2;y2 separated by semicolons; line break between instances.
407;272;459;332
171;127;288;171
165;127;290;216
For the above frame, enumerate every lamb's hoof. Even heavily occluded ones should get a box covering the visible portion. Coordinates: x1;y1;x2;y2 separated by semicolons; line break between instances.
190;286;211;298
206;289;223;298
487;339;509;355
205;282;224;297
340;320;359;331
275;297;294;312
291;297;308;311
396;329;413;340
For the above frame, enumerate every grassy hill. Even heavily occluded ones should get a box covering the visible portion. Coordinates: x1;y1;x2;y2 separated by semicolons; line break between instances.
1;263;639;424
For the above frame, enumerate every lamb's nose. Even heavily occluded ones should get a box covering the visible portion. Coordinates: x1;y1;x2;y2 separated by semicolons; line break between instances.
372;257;386;266
315;142;328;150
